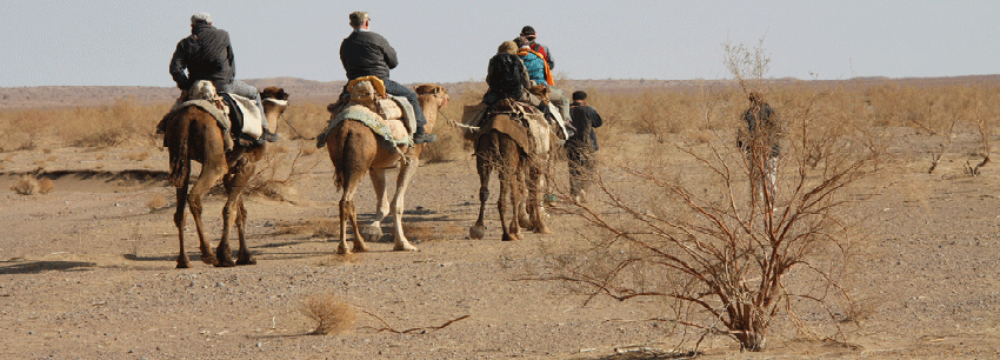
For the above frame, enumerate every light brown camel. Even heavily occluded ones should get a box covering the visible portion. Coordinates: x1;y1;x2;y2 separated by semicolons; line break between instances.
469;90;556;241
163;86;289;268
326;84;449;254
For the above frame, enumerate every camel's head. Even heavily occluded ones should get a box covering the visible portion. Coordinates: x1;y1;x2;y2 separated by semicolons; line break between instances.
415;84;449;108
260;87;289;112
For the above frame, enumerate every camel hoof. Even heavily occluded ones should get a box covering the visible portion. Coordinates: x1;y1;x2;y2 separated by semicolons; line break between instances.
394;242;418;252
469;226;486;240
535;225;552;234
214;259;236;268
236;255;256;266
361;224;384;240
502;233;521;241
353;243;370;253
337;246;352;255
176;258;191;269
200;253;218;265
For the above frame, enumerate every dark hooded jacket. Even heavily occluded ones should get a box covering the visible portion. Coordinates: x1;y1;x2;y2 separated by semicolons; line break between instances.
339;30;398;80
169;23;235;90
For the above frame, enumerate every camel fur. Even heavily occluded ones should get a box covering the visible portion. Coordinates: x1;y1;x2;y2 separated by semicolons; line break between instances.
163;86;289;268
326;84;449;254
470;86;558;241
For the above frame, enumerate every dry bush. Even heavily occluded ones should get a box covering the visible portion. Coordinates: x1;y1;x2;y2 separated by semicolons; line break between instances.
534;42;886;352
246;148;320;200
300;294;357;335
420;127;464;163
11;175;53;195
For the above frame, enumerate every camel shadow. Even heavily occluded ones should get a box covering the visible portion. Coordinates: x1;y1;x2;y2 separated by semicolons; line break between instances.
0;260;98;275
585;351;701;360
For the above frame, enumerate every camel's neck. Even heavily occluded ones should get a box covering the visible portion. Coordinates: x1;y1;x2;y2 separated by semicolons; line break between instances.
418;96;439;133
262;102;286;133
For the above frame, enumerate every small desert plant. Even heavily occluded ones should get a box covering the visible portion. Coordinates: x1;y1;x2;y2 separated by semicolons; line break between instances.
11;175;53;195
146;194;169;211
300;294;357;335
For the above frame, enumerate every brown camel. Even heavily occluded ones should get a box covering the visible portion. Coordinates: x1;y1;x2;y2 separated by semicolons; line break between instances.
326;84;449;254
469;92;556;241
163;86;289;268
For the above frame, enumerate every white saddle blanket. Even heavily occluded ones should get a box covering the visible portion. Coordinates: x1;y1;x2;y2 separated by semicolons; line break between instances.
228;94;264;139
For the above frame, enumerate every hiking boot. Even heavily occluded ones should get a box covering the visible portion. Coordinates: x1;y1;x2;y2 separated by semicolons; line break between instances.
260;129;280;142
412;132;437;144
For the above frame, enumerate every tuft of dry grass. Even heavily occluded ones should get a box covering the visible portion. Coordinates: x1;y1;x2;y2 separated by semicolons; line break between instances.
11;175;53;195
300;294;357;335
146;194;169;211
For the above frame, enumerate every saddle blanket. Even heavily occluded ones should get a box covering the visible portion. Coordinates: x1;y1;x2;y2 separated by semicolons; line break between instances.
175;94;264;140
317;95;416;150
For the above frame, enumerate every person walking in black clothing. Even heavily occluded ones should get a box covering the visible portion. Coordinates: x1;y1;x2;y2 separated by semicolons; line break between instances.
339;11;435;143
567;91;603;202
738;91;781;208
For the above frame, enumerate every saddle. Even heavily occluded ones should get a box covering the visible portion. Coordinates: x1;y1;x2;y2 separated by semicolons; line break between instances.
478;99;552;154
315;80;417;150
181;80;266;150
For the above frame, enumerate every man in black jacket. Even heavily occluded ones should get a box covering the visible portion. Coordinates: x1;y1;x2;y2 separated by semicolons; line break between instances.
738;91;780;206
567;91;603;202
339;11;435;143
168;13;278;142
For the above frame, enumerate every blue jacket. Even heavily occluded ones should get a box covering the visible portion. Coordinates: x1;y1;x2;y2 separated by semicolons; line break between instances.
519;52;547;86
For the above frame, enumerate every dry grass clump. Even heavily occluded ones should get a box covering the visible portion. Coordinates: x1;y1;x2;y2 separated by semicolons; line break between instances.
300;294;357;335
146;194;169;211
11;175;53;195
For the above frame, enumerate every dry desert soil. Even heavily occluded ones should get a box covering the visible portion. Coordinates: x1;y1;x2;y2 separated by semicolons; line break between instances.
4;81;1000;359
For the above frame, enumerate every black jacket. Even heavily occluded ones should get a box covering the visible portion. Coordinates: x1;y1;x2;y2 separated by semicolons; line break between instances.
569;101;603;152
740;102;780;157
339;30;398;80
169;24;235;90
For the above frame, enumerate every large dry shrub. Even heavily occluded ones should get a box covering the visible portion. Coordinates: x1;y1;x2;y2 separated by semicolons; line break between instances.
533;42;886;352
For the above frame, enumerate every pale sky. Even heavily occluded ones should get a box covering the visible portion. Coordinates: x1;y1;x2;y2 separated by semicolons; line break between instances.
1;0;997;87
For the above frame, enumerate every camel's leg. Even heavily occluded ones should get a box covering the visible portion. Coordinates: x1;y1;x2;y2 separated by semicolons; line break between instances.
529;163;551;234
390;156;419;251
235;197;256;265
500;140;522;241
338;177;368;254
188;161;226;266
174;181;191;269
470;142;492;240
215;173;240;268
224;159;256;266
362;169;389;241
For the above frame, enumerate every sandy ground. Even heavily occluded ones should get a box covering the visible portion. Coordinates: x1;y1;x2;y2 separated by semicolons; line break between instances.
3;131;1000;360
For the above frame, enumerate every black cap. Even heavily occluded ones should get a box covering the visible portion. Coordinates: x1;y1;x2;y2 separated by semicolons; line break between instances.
520;26;536;36
572;91;587;101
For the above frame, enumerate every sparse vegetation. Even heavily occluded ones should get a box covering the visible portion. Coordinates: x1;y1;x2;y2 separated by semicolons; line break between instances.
300;294;357;335
11;175;53;195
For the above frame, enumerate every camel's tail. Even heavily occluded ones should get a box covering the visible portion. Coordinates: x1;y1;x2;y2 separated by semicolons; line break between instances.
332;130;352;191
167;112;191;188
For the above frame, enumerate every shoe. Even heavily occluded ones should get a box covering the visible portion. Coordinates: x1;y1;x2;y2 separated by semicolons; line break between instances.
260;129;280;142
412;132;437;144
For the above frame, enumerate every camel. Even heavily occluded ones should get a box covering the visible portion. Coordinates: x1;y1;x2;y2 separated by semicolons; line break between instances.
163;85;289;268
469;89;558;241
326;83;449;254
